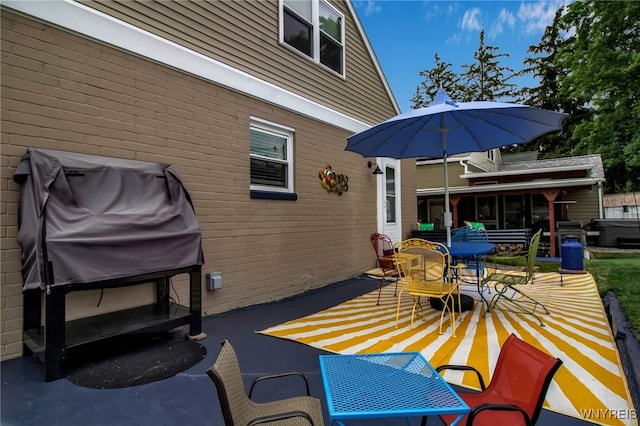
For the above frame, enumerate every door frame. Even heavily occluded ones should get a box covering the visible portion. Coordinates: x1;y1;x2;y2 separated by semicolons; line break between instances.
377;158;402;244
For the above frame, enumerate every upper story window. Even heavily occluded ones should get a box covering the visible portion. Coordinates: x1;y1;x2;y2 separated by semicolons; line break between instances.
250;117;294;193
281;0;345;76
487;149;495;162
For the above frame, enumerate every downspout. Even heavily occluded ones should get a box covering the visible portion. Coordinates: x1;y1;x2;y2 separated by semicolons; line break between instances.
459;160;469;174
598;181;604;219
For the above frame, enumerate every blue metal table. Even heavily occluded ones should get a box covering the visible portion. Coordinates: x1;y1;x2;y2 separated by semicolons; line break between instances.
319;352;469;425
448;242;496;308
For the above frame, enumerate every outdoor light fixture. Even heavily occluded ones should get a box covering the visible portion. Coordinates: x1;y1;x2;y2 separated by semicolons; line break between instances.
367;161;383;175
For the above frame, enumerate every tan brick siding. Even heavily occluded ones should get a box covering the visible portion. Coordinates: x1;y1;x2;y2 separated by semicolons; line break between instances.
0;11;415;360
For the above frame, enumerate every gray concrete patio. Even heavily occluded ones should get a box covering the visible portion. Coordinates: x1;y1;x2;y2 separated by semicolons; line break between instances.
1;276;598;425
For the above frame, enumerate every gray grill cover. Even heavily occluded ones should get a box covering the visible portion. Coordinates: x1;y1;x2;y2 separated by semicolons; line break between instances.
14;148;204;290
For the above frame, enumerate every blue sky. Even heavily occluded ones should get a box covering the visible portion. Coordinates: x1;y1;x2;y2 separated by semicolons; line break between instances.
351;0;568;111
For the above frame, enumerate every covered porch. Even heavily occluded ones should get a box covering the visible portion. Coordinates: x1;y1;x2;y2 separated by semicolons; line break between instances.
416;153;605;257
418;188;599;257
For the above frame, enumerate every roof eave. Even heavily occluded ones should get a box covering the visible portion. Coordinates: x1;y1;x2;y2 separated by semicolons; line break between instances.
417;177;605;196
461;164;593;179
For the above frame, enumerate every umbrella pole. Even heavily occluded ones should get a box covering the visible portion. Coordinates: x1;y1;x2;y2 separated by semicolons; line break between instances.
441;114;452;247
444;153;452;247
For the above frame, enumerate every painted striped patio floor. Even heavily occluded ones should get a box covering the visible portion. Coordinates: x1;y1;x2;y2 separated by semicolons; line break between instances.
259;271;636;426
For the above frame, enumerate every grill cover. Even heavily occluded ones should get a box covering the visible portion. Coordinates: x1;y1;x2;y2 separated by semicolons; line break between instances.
14;148;204;290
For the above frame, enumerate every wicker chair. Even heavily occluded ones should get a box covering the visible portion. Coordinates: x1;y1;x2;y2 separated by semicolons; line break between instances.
207;340;324;425
436;333;562;425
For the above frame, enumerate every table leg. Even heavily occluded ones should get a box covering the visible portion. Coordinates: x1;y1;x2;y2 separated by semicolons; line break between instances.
473;254;492;313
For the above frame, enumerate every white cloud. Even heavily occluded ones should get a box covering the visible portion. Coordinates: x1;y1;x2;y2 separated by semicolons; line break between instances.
446;32;464;46
362;0;382;16
488;8;516;39
422;0;459;21
461;7;483;31
516;0;567;35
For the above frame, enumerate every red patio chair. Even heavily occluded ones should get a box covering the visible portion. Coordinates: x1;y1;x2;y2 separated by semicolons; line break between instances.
436;333;562;425
370;233;399;305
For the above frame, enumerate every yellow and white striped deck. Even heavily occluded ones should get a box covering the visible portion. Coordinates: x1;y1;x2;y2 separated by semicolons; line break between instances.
259;271;637;426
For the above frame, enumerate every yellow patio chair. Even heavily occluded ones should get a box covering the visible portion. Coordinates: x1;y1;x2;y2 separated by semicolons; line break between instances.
393;238;463;336
482;229;550;326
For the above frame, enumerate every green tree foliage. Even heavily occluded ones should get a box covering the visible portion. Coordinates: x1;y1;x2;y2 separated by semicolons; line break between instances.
555;0;640;192
460;30;518;101
409;5;640;192
411;30;517;107
410;54;463;108
511;7;591;157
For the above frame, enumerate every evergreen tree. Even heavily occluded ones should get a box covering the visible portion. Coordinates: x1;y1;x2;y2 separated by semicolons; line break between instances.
556;0;640;192
510;7;590;157
460;30;518;101
411;54;463;108
411;30;518;107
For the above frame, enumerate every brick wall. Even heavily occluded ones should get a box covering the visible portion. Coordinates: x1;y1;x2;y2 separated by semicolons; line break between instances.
1;11;416;360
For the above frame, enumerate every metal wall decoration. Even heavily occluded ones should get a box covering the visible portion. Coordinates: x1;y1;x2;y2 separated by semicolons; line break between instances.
319;164;348;195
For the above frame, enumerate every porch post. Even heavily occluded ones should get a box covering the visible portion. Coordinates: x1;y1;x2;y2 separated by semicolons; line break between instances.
450;195;461;228
543;190;560;257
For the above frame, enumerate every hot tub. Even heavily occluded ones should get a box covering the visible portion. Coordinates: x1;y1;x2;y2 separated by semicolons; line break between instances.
591;219;640;247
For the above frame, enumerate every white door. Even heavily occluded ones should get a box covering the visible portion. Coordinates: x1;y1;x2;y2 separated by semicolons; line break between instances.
377;158;402;244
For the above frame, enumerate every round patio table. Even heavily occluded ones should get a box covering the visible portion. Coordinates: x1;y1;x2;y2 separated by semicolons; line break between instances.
447;242;496;309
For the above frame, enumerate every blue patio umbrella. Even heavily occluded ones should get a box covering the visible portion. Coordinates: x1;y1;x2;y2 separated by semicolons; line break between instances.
346;88;567;246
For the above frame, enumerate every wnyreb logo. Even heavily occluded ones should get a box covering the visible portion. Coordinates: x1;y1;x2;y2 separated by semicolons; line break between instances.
580;409;637;420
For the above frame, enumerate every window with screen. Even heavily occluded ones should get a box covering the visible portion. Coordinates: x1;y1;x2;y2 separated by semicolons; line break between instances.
250;118;294;193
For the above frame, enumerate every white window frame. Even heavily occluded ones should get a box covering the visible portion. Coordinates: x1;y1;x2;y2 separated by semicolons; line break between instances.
249;117;295;194
279;0;346;78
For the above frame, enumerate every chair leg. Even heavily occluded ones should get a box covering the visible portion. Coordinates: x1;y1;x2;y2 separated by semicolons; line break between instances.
395;289;405;329
376;276;384;305
437;294;456;337
376;273;398;305
449;294;457;337
487;283;549;326
411;300;419;329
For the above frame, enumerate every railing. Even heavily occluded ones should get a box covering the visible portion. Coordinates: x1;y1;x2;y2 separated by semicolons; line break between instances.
410;228;531;247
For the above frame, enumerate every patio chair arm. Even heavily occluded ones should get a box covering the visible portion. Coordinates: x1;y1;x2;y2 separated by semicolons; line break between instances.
249;411;314;425
467;403;533;426
448;263;467;283
435;365;486;390
248;371;311;398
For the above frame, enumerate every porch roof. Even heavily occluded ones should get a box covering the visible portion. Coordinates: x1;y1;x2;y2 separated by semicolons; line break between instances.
497;154;604;177
417;176;602;196
417;154;605;197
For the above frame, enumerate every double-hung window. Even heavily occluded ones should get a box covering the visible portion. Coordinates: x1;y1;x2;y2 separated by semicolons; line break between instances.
249;117;294;194
281;0;345;76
